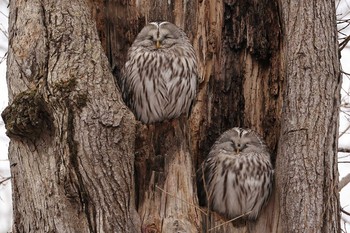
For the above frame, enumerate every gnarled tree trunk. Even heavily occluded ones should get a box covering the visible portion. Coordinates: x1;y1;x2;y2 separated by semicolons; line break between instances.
3;0;139;232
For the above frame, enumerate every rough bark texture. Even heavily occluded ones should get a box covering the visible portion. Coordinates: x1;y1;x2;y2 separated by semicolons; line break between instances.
105;0;283;232
134;119;200;232
276;0;341;232
3;0;139;232
105;1;203;232
3;0;341;232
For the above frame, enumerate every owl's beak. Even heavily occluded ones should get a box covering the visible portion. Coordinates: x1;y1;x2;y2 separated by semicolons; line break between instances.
236;148;240;154
156;40;161;49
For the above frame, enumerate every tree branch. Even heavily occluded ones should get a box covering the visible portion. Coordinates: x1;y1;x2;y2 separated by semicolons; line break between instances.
0;177;11;185
341;207;350;216
339;124;350;138
339;147;350;153
339;35;350;51
339;173;350;191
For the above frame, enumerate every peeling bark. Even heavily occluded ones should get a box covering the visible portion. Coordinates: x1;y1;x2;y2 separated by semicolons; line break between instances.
135;119;200;232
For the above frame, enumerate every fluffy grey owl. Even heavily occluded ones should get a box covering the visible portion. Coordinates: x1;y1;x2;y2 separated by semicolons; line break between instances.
120;21;198;124
198;127;274;220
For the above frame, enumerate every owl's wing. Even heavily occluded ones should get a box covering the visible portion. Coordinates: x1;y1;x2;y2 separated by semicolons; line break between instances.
231;152;273;218
119;62;135;109
164;57;198;118
197;153;220;207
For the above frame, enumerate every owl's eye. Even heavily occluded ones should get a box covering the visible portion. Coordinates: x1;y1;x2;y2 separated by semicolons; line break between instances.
146;35;153;41
164;34;173;39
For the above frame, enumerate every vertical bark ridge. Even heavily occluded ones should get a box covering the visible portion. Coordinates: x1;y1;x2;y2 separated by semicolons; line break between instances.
5;0;140;232
135;119;200;233
277;0;341;232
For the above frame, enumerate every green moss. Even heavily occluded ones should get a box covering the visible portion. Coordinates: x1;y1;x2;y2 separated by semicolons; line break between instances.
1;89;52;139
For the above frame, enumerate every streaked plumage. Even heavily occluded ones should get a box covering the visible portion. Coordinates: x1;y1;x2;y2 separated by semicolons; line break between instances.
198;127;274;220
120;21;198;124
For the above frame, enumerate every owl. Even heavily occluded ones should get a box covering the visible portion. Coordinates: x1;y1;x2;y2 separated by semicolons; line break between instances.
120;21;198;124
198;127;274;220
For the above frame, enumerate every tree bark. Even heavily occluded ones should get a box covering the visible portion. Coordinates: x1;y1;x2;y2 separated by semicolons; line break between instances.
2;0;139;232
276;0;341;232
134;119;200;232
2;0;341;232
105;0;340;232
106;0;283;232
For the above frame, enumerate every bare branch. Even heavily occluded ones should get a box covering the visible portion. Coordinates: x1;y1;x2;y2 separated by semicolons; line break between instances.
339;148;350;153
0;10;8;19
340;35;350;51
339;124;350;138
0;51;7;64
340;110;350;119
0;176;11;185
340;173;350;191
342;207;350;216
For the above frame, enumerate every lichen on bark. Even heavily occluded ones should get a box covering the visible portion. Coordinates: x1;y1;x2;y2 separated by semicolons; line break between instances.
1;89;53;139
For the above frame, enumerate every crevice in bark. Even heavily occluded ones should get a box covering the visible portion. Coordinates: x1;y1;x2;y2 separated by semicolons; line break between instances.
224;0;280;62
50;76;96;232
135;118;199;232
66;103;96;233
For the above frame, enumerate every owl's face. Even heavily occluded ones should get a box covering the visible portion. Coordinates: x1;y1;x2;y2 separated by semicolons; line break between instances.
214;127;266;154
133;21;186;50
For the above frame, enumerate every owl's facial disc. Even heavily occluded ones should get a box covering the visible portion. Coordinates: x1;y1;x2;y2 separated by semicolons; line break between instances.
231;140;247;154
149;21;177;49
228;128;262;154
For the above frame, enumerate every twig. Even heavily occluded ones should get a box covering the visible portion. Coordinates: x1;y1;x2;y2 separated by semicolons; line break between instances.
339;148;350;153
340;35;350;51
207;211;253;232
339;173;350;191
155;185;207;215
342;207;350;216
0;51;7;64
0;177;11;185
339;124;350;138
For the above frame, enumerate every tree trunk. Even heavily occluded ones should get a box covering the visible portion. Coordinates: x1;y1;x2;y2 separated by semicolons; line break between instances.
106;0;283;232
134;119;200;232
2;0;139;232
2;0;341;232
